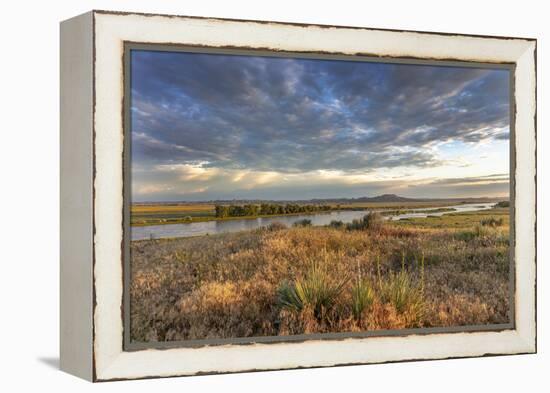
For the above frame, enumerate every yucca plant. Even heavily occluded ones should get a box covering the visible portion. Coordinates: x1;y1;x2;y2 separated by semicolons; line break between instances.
278;263;349;321
378;253;425;322
379;270;420;313
350;279;374;320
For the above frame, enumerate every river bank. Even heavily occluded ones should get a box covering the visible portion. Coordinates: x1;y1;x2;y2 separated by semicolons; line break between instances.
131;202;496;240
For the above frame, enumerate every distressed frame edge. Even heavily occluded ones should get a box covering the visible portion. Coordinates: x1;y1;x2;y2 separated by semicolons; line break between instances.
512;40;537;353
92;8;537;42
59;11;95;381
91;11;537;381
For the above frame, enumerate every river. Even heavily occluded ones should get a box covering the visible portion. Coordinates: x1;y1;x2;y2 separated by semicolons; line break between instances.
131;202;496;241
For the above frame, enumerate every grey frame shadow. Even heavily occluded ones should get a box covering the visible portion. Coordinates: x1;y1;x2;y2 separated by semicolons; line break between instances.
122;42;516;351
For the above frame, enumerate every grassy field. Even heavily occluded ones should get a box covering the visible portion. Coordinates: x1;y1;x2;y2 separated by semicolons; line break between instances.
131;203;216;226
131;201;469;226
130;207;510;342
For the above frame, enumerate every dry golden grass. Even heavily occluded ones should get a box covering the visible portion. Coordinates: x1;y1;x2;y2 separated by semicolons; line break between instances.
131;203;216;225
130;211;510;342
131;203;215;214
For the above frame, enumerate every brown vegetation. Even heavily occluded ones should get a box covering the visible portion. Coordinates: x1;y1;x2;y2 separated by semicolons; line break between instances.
130;209;510;342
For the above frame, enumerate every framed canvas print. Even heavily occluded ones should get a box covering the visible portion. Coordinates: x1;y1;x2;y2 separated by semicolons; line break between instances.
60;10;537;381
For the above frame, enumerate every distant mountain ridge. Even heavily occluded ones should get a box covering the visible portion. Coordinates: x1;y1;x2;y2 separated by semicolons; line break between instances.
343;194;416;203
135;194;507;205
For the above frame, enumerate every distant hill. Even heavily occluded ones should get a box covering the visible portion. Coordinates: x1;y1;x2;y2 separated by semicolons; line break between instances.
308;194;506;204
354;194;418;203
135;194;507;205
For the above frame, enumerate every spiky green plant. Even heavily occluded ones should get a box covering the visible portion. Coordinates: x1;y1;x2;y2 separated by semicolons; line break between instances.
278;263;349;321
350;279;374;320
378;255;425;323
379;270;424;315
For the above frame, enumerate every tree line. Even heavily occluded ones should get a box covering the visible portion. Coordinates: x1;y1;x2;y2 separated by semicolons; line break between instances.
215;203;332;218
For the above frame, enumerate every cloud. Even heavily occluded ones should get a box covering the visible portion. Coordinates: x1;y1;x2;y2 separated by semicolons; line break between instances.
131;161;509;202
130;50;510;200
423;173;509;187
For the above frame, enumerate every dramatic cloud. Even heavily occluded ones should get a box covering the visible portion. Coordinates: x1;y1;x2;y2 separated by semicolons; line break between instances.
130;50;510;201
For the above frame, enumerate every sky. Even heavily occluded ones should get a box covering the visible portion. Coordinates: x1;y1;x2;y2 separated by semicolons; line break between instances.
130;49;510;202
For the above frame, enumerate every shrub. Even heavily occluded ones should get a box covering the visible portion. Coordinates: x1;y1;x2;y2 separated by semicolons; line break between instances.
293;219;312;227
496;201;510;208
346;218;362;231
347;212;384;231
350;279;374;320
329;220;344;229
456;225;493;241
455;230;475;242
278;263;349;321
266;221;287;231
474;224;492;237
364;211;384;230
480;217;503;227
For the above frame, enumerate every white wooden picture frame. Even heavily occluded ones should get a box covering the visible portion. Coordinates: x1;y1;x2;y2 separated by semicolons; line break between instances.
60;10;536;381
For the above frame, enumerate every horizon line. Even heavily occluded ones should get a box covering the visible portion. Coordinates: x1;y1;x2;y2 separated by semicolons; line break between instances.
131;194;510;204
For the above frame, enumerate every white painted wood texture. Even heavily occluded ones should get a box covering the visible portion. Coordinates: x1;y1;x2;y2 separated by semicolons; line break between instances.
62;10;536;381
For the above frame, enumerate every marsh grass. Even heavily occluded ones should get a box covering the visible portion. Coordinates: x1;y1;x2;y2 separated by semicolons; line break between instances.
130;208;510;341
481;217;504;227
455;224;498;242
